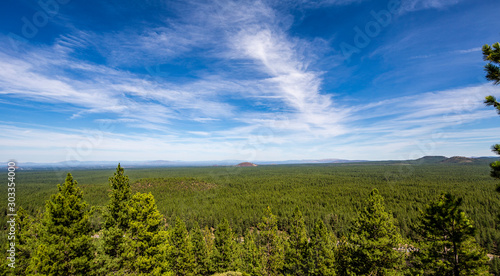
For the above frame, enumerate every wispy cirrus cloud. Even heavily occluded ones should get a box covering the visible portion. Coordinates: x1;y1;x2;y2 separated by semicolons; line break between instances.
0;35;240;128
351;84;497;130
1;0;498;163
399;0;462;13
0;82;498;162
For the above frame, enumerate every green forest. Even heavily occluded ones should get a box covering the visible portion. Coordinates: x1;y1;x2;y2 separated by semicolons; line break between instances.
1;161;500;275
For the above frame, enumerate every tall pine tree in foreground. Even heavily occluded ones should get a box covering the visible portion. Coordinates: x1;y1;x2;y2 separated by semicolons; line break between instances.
106;164;132;228
483;42;500;185
411;193;489;276
242;229;266;276
191;222;211;276
27;173;94;275
100;163;132;274
284;207;308;276
168;217;195;276
11;207;40;275
258;207;286;276
124;192;172;275
306;219;336;276
99;164;172;275
212;218;239;273
348;188;406;275
335;236;355;276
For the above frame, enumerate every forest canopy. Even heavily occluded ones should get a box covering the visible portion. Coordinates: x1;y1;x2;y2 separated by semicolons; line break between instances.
1;163;498;275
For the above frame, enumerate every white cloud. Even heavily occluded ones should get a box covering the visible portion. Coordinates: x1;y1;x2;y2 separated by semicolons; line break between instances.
1;83;499;162
454;47;482;54
230;26;349;137
399;0;462;13
0;44;239;130
332;83;500;159
0;0;497;163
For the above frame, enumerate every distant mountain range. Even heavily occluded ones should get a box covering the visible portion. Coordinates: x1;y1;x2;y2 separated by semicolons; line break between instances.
8;156;498;170
407;155;496;164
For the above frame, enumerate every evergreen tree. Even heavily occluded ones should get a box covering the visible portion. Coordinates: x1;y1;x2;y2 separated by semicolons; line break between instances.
242;230;266;276
412;193;489;276
105;163;132;230
100;163;133;274
11;208;40;275
169;217;195;276
212;218;239;273
483;42;500;85
258;207;285;276
27;173;94;275
203;225;215;253
124;192;172;275
348;188;406;275
306;219;336;276
191;222;211;276
335;236;355;276
202;225;217;274
483;42;500;185
490;257;500;275
283;207;308;276
0;248;8;276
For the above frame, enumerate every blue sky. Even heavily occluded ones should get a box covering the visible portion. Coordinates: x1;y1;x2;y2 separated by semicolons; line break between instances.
1;0;500;163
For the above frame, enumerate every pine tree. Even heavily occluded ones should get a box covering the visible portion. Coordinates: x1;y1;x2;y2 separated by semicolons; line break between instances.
348;188;406;275
0;246;8;276
100;163;132;273
335;236;355;276
258;207;285;276
212;218;239;273
483;42;500;186
13;208;41;275
191;222;211;276
283;207;308;276
27;173;94;275
169;217;195;276
124;192;172;275
242;229;266;276
306;219;336;276
483;42;500;85
412;193;489;276
106;163;131;225
0;208;40;276
490;257;500;275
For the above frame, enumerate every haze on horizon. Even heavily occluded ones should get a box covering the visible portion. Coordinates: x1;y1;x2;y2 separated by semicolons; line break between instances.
1;0;500;163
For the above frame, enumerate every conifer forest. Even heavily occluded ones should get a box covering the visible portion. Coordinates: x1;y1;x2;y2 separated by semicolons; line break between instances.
1;161;500;275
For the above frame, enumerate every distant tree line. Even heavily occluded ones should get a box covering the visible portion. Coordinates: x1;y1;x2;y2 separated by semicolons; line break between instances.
0;165;492;275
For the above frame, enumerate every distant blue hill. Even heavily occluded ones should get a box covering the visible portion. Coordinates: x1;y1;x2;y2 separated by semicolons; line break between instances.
10;156;498;170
